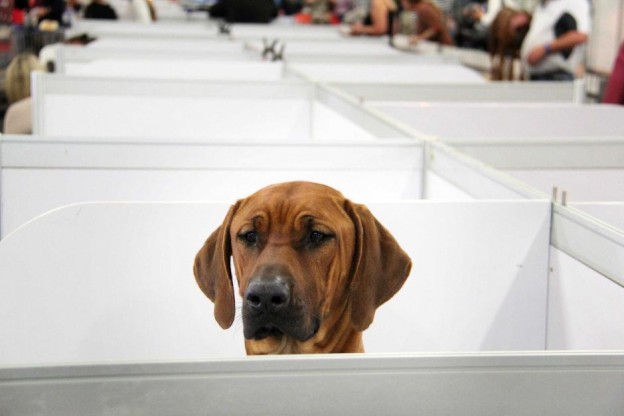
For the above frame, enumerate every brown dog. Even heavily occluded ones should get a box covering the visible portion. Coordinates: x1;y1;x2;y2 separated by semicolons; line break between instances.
194;181;412;354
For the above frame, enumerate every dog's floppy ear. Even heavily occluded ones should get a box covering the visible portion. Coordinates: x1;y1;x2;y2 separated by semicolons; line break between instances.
193;202;240;329
345;201;412;332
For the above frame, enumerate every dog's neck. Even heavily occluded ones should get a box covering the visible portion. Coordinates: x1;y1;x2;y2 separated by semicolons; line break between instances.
244;306;364;355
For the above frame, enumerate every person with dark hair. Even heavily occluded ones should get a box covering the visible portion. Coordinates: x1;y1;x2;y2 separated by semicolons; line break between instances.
84;0;118;19
208;0;278;23
448;0;488;48
30;0;66;24
520;0;590;80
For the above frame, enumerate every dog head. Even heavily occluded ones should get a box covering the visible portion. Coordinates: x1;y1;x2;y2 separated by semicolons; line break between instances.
194;181;411;353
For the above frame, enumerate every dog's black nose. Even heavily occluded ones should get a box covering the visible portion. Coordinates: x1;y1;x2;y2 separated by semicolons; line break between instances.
245;278;291;315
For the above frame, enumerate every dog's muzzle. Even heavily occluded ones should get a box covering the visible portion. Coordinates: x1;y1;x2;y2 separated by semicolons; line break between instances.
242;264;318;341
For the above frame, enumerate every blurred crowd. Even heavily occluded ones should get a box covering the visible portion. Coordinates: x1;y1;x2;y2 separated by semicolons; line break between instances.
208;0;591;81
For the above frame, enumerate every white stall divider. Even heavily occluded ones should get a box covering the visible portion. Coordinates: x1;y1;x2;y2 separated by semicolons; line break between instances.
1;353;624;416
551;204;624;289
65;20;219;39
245;38;403;57
289;62;486;84
448;136;624;170
228;22;343;41
0;139;423;238
425;142;547;200
548;248;624;350
571;202;624;231
62;58;282;80
438;136;624;202
32;75;403;140
46;44;255;76
0;200;551;365
510;168;624;202
327;81;577;103
86;37;245;53
372;102;624;139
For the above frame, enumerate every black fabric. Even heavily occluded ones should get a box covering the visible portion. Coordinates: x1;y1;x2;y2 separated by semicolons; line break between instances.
14;0;29;10
529;69;574;81
280;0;302;15
209;0;278;23
36;0;65;23
553;12;577;58
84;2;118;20
451;0;489;49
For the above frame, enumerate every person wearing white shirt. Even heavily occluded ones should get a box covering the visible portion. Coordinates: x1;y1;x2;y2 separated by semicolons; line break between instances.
520;0;590;80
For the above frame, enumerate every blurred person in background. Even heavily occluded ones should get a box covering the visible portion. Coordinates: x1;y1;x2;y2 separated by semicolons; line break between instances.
448;0;488;48
84;0;119;19
520;0;590;80
3;52;45;134
467;0;536;46
401;0;453;45
209;0;278;23
29;0;66;25
349;0;396;35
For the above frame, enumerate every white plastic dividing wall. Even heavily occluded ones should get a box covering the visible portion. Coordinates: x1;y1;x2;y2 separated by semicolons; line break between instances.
370;103;624;139
86;37;246;53
288;62;486;84
65;19;220;39
31;75;401;140
1;353;623;415
441;136;624;202
327;81;577;103
0;139;423;238
0;200;551;365
548;204;624;350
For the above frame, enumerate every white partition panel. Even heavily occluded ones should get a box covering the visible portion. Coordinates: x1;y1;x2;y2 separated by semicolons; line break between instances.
2;353;624;416
0;140;423;237
0;200;550;366
245;39;403;57
86;38;240;53
546;204;624;350
63;59;281;80
365;201;551;352
551;204;624;289
44;94;306;138
328;82;577;103
32;75;401;140
245;39;449;64
229;23;342;40
509;169;624;201
288;62;486;84
66;20;219;39
451;136;624;169
426;143;547;200
55;43;252;64
372;103;624;138
448;137;624;202
548;248;624;350
571;202;624;231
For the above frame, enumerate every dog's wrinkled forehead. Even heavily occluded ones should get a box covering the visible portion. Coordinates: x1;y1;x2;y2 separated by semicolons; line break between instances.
232;182;348;231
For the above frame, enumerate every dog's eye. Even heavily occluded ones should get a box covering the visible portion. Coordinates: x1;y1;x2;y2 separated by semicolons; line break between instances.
308;231;331;247
239;231;259;246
